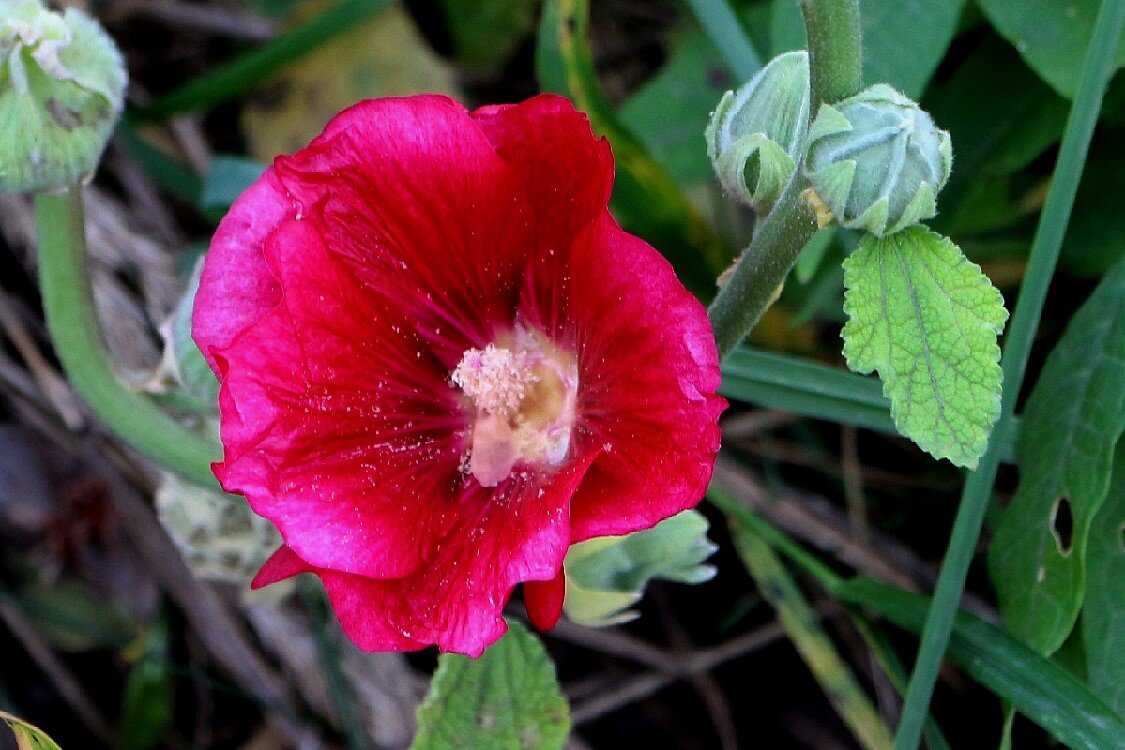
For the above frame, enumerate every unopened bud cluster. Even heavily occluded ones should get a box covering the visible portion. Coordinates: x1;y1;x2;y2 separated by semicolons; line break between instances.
708;54;952;239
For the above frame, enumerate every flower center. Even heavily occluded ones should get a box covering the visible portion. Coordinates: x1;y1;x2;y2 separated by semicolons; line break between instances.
452;329;578;487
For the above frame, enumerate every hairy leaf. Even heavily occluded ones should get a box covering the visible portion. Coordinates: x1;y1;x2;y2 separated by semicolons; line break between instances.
1082;446;1125;713
989;259;1125;654
841;228;1007;467
411;621;569;750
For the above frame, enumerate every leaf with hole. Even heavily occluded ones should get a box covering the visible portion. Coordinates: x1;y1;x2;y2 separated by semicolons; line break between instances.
1081;446;1125;713
840;227;1008;467
989;259;1125;655
410;620;569;749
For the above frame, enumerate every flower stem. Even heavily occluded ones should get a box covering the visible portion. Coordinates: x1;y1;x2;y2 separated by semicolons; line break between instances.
799;0;863;113
35;187;221;489
707;0;862;356
891;1;1125;747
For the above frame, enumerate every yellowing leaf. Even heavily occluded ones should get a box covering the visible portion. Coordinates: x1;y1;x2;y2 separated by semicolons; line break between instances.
242;5;459;161
1;712;63;750
841;227;1007;467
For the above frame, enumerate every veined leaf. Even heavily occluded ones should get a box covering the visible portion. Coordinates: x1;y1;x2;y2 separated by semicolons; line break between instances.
989;259;1125;654
1;712;63;750
841;227;1008;467
1082;446;1125;713
410;621;569;750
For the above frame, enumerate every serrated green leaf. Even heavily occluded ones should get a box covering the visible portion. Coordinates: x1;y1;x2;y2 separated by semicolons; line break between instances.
769;0;967;97
989;259;1125;654
976;0;1125;99
1;712;63;750
1082;446;1125;713
410;620;569;750
841;227;1008;467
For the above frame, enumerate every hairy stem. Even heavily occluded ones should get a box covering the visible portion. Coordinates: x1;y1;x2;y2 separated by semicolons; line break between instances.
35;187;221;488
707;0;862;355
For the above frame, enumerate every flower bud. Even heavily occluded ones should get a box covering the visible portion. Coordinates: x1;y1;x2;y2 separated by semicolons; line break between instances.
804;84;952;237
706;51;810;213
0;0;126;193
562;510;716;627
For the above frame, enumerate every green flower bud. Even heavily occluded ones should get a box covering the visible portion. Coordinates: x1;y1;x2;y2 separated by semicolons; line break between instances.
0;0;126;193
804;83;952;237
563;510;716;627
706;50;810;213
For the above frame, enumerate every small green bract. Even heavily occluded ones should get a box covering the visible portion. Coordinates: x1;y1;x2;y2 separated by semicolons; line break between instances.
0;0;126;193
805;84;952;236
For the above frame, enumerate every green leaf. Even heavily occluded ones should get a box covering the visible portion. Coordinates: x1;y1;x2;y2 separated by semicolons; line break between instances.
1082;446;1125;713
12;580;135;652
834;579;1125;750
439;0;539;69
769;0;967;97
536;0;727;298
976;0;1125;99
1;712;63;750
160;257;219;406
923;35;1069;230
989;259;1125;654
198;156;265;221
841;227;1008;467
118;618;174;750
411;621;569;750
563;510;716;626
1060;128;1125;278
619;29;733;185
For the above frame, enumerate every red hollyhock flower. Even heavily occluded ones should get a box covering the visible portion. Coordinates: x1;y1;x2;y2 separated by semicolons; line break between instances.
192;94;725;657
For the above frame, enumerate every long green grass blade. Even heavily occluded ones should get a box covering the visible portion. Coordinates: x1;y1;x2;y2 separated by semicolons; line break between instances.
840;579;1125;750
732;527;893;750
892;1;1125;746
537;0;727;297
681;0;762;80
135;0;392;120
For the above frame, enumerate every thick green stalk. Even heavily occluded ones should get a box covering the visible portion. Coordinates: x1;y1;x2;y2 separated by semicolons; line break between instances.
891;2;1125;747
799;0;863;113
35;188;221;488
707;0;861;355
